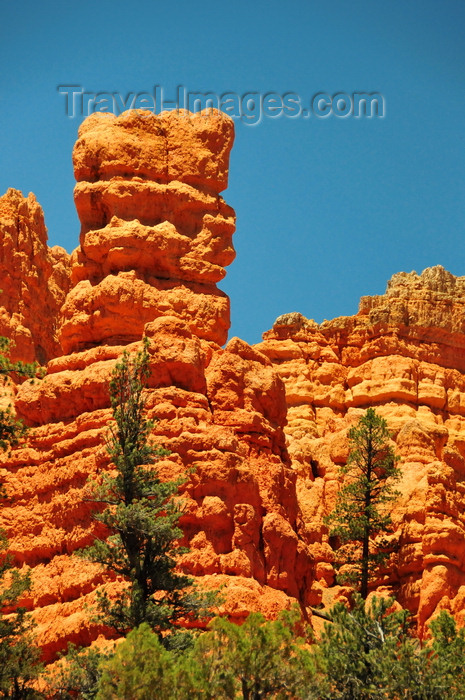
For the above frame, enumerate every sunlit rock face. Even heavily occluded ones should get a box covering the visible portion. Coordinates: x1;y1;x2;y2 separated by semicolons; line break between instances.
0;189;70;365
61;108;237;353
3;107;465;661
257;265;465;633
3;111;313;662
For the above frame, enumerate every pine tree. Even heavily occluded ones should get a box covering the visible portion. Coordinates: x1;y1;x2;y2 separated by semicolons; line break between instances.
313;597;465;700
325;408;401;599
313;595;421;700
95;610;315;700
425;610;465;700
0;532;43;698
82;340;211;648
179;609;315;700
47;644;108;700
95;624;175;700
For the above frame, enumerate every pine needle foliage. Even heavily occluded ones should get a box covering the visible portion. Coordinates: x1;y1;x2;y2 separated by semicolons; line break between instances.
0;335;44;697
314;596;465;700
60;600;465;700
95;611;315;700
0;534;43;699
179;608;315;700
0;337;38;382
325;408;401;598
95;624;175;700
83;339;212;647
46;644;108;700
0;337;39;452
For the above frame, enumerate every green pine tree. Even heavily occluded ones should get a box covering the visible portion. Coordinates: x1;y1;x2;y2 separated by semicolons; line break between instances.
177;608;315;700
0;532;43;699
325;408;401;599
82;339;212;648
313;595;413;699
95;624;175;700
46;644;109;700
313;596;465;700
424;610;465;699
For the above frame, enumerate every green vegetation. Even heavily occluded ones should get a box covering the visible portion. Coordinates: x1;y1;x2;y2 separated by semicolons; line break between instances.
0;337;38;382
324;408;401;598
313;595;465;700
95;610;315;700
68;600;465;699
95;625;175;700
0;337;38;452
176;608;314;700
0;533;42;699
0;336;43;698
47;645;108;700
1;348;463;699
82;340;212;648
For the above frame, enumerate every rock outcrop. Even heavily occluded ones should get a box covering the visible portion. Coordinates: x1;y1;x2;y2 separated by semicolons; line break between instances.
257;265;465;633
0;189;70;364
1;110;312;662
1;109;465;663
62;109;236;353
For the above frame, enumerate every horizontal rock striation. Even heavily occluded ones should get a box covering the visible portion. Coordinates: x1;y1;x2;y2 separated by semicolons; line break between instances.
61;109;236;353
0;189;70;364
1;110;313;661
8;327;312;660
2;108;465;659
258;265;465;632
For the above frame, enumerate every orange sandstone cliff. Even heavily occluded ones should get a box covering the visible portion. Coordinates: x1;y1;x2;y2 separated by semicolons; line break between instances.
1;110;312;662
0;110;464;661
0;189;70;364
258;265;465;633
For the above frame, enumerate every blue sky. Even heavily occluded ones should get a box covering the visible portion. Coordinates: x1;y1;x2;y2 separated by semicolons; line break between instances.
1;0;464;344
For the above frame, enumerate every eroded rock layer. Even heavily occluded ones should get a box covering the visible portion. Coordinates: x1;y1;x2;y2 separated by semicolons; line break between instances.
1;110;313;662
7;331;312;660
0;189;70;364
257;265;465;633
1;108;465;662
61;109;236;353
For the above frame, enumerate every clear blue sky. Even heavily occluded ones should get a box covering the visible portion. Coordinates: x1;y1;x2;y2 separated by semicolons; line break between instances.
1;1;464;344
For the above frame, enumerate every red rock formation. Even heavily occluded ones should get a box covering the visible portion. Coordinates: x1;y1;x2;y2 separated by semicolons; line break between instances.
1;110;312;662
257;265;465;633
61;109;235;353
2;108;465;665
0;189;70;364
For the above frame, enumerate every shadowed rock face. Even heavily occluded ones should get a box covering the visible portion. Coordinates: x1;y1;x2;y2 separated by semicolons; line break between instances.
258;265;465;633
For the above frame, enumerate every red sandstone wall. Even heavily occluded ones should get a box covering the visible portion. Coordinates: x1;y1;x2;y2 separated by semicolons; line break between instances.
0;111;312;662
0;189;70;364
257;265;465;633
0;111;464;663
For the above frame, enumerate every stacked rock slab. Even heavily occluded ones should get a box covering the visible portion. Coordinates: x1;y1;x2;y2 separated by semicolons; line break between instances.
2;110;312;662
61;109;237;352
257;265;465;633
